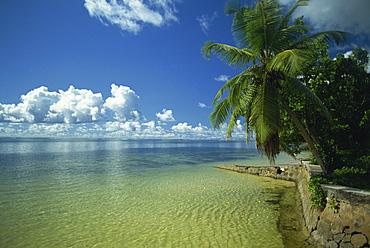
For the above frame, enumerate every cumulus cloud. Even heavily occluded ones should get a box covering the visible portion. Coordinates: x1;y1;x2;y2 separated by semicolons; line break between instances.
156;109;175;122
278;0;370;46
0;84;142;124
47;86;106;123
104;84;142;122
84;0;179;34
173;122;212;134
0;86;59;123
0;85;248;140
170;121;245;139
214;75;230;82
105;121;141;132
197;12;218;34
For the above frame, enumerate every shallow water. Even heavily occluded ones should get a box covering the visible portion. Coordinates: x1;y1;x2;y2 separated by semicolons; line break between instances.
0;138;302;247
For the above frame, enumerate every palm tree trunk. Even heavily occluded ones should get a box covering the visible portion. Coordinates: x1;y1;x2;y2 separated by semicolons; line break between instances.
281;99;328;174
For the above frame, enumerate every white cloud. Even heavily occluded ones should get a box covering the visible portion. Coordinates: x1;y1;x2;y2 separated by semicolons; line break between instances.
214;75;230;82
0;86;60;123
0;121;247;140
104;84;142;122
141;121;167;136
84;0;179;34
28;123;74;136
155;109;175;122
0;84;141;124
0;85;248;140
121;121;142;131
198;102;210;108
197;12;218;34
105;121;141;132
46;85;106;123
170;121;245;139
278;0;370;46
171;122;193;133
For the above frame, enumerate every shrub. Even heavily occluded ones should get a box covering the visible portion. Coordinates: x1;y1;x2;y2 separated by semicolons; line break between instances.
330;166;370;190
308;175;329;209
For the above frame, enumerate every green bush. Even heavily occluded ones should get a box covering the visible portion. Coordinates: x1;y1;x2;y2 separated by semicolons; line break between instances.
330;166;370;190
308;167;370;209
308;175;329;209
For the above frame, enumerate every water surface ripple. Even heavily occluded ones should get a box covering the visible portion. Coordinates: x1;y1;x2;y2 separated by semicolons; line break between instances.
0;138;299;247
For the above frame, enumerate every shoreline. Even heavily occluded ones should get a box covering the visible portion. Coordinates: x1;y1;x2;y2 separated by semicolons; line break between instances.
277;179;317;247
217;163;370;248
217;164;316;247
218;164;316;247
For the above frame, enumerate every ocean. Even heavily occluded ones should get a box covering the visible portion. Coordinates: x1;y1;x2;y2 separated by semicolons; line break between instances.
0;138;304;247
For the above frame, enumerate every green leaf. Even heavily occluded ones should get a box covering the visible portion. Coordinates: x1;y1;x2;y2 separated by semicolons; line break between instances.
284;77;333;123
202;42;258;68
268;49;313;75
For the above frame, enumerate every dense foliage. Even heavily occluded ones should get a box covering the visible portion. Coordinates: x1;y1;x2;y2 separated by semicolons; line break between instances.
308;166;370;208
281;47;370;174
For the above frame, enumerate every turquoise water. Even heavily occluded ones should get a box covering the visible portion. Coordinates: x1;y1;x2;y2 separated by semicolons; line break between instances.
0;138;299;247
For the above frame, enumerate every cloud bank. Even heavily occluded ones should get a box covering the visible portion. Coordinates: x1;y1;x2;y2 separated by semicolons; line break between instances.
278;0;370;47
0;121;246;140
0;85;246;139
0;84;141;124
84;0;179;34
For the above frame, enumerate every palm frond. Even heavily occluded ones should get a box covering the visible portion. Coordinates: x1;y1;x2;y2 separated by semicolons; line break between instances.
210;98;234;129
225;0;241;16
225;83;256;138
257;132;280;163
279;0;309;28
211;72;257;129
202;42;258;68
270;24;311;53
291;31;350;49
212;71;250;104
245;0;282;52
226;0;251;48
268;49;313;76
249;77;281;162
226;106;244;138
250;78;281;145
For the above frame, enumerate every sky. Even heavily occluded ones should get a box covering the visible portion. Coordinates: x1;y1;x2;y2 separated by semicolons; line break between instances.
0;0;369;139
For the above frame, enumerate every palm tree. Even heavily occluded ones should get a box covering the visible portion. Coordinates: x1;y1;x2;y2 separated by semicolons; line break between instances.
202;0;348;173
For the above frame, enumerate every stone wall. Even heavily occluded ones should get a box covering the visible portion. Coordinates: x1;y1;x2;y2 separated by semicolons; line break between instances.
315;184;370;248
217;162;370;248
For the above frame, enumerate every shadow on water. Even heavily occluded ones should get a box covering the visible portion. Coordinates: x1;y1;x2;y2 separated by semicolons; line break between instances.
262;183;317;248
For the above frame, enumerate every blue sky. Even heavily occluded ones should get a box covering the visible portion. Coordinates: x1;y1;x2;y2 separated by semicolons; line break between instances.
1;0;369;139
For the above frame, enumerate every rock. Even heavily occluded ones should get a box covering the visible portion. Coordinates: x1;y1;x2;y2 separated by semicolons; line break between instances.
327;240;339;248
343;234;352;242
317;219;333;239
351;233;368;248
331;220;344;234
340;242;355;248
334;233;345;243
